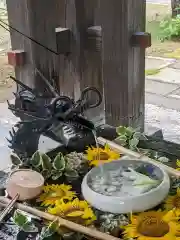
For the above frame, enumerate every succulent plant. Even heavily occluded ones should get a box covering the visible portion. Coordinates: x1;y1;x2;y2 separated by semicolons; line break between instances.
65;152;90;175
98;213;128;235
10;151;83;181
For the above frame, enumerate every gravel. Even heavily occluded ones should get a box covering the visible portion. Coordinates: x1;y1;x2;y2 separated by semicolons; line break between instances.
146;103;180;143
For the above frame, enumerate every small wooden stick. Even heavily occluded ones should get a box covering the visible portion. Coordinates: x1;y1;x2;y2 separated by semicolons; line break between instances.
0;197;120;240
0;194;19;222
97;137;180;177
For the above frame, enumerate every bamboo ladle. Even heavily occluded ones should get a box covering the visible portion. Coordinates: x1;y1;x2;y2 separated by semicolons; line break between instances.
0;196;120;240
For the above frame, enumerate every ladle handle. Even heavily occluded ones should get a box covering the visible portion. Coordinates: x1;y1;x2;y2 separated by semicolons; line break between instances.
0;194;19;222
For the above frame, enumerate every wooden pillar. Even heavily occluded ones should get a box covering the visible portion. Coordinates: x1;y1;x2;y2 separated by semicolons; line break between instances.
6;0;35;89
171;0;180;17
6;0;64;95
101;0;146;129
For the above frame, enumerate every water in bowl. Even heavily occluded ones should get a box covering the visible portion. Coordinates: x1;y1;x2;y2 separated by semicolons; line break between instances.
88;161;162;197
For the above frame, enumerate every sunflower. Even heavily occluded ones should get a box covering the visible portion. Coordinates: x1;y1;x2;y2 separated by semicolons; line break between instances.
36;184;76;207
123;211;180;240
164;188;180;211
85;144;120;166
176;160;180;171
48;198;96;225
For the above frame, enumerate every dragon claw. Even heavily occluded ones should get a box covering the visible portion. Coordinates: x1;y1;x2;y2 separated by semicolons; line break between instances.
12;127;16;135
9;131;13;138
6;137;12;144
13;92;18;98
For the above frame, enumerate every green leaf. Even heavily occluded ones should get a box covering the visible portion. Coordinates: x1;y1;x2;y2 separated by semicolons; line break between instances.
22;222;38;233
31;151;42;168
115;135;127;146
41;153;52;170
11;165;19;171
116;126;127;136
41;170;52;180
65;169;79;179
13;210;28;226
133;132;142;140
125;127;135;137
53;153;65;170
37;220;59;240
13;210;38;233
10;153;22;166
51;171;63;180
129;137;139;149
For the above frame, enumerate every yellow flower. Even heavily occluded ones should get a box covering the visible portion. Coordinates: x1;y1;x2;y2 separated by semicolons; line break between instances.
123;211;180;240
164;188;180;211
37;184;76;207
176;160;180;171
85;144;120;166
48;198;96;225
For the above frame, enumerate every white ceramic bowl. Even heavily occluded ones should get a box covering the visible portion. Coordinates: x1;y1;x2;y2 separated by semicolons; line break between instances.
81;159;170;213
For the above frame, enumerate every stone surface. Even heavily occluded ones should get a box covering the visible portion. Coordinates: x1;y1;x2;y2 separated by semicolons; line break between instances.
146;92;180;111
146;0;170;3
145;104;180;143
145;79;178;96
147;68;180;84
168;88;180;99
145;57;174;70
171;61;180;69
0;101;18;171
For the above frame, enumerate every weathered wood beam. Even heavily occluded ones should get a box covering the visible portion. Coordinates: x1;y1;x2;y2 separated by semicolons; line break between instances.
131;32;151;48
86;26;102;52
55;27;71;54
171;0;180;17
75;0;104;124
100;0;147;129
6;0;65;94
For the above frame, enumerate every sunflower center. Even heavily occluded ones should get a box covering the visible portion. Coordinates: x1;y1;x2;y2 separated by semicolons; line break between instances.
173;196;180;208
137;216;170;237
93;152;109;161
49;190;64;198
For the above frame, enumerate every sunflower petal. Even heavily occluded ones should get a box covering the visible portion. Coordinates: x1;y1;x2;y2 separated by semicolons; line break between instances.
66;211;84;217
177;160;180;168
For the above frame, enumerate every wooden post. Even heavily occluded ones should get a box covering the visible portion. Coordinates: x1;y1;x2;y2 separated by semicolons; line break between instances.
101;0;146;129
6;0;65;95
171;0;180;17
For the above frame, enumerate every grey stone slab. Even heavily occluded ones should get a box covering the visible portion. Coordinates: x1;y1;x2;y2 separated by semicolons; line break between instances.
146;0;170;3
146;68;180;84
145;103;180;144
144;125;162;136
145;79;179;96
0;101;18;171
145;57;174;70
171;61;180;69
145;92;180;111
169;88;180;95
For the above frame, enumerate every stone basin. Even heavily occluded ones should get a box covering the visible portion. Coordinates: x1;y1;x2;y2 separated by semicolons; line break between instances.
82;159;170;213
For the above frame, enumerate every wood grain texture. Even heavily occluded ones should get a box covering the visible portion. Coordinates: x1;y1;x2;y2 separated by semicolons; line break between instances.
101;0;145;129
7;0;145;127
6;0;35;89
